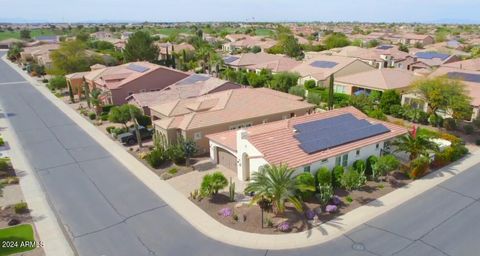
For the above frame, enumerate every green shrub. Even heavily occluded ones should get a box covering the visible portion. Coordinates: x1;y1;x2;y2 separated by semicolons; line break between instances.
0;137;4;146
105;126;116;134
316;167;331;186
372;155;400;179
316;184;333;206
145;148;166;168
307;92;322;105
340;169;364;191
14;201;28;214
88;112;96;120
352;160;366;173
367;109;387;121
167;144;186;165
200;172;228;197
167;167;178;174
443;118;457;131
47;76;67;91
102;104;115;114
445;144;469;161
288;86;306;98
304;80;316;89
428;114;443;127
100;113;109;121
366;155;378;176
0;158;8;172
409;156;430;179
332;165;344;188
112;127;127;136
295;172;316;200
464;124;474;135
42;78;48;83
389;105;404;118
136;115;152;127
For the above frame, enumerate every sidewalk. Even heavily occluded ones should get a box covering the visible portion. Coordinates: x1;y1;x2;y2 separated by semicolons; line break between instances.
3;55;480;250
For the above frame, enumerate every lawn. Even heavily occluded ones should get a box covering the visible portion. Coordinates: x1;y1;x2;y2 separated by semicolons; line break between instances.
0;28;62;41
0;224;36;256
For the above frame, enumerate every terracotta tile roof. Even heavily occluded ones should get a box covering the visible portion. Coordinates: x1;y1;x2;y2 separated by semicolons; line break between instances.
336;69;417;91
156;42;195;55
225;53;301;72
291;55;362;80
334;45;410;61
442;58;480;71
152;87;314;130
208;107;408;168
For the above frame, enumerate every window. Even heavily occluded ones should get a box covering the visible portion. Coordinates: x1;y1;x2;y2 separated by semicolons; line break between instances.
321;159;328;163
335;156;341;166
342;154;348;167
356;149;360;157
194;132;202;141
290;113;295;118
303;166;311;173
376;143;380;150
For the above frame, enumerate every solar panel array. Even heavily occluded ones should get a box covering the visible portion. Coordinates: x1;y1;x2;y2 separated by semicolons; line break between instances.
177;74;210;85
127;63;150;73
447;72;480;83
310;61;338;68
294;113;391;154
223;56;239;64
376;45;394;50
415;52;450;61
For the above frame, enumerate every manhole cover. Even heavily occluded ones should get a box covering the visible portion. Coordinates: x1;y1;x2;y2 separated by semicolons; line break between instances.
352;243;365;251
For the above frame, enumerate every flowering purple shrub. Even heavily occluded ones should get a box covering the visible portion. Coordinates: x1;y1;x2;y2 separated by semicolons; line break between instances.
332;196;342;205
277;221;291;232
218;207;233;217
325;205;338;213
305;209;315;220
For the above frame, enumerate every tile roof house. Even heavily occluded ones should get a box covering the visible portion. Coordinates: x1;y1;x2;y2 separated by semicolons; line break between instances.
402;66;480;121
127;74;242;115
207;107;408;181
335;69;417;95
151;87;315;154
223;52;301;73
90;31;114;40
66;62;189;105
155;42;195;61
395;51;461;72
333;45;410;69
388;33;434;46
292;55;375;87
222;34;277;53
442;58;480;71
20;43;60;68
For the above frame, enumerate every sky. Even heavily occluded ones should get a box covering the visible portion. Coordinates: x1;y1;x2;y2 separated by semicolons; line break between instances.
1;0;480;24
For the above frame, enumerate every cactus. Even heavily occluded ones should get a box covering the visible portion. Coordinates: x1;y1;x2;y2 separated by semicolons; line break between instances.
228;177;235;202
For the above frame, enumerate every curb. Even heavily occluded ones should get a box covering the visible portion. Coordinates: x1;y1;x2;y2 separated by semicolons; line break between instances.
3;55;480;250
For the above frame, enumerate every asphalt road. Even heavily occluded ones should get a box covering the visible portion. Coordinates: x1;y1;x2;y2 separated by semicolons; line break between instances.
1;52;480;256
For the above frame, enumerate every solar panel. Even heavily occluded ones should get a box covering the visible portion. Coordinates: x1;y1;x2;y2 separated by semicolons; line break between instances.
447;72;480;83
127;63;150;73
415;52;450;61
177;74;210;85
294;114;391;154
224;56;239;64
376;45;393;50
310;61;338;68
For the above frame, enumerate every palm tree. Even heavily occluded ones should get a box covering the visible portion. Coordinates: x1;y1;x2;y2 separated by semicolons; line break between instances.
245;164;314;215
89;88;102;115
392;127;438;160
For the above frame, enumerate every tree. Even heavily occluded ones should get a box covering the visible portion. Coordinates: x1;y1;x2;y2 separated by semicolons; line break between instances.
268;72;299;92
50;40;91;75
20;29;31;40
380;90;401;114
328;74;334;110
412;77;471;120
76;32;90;42
295;172;315;200
398;44;409;53
200;172;228;197
392;127;438;160
245;165;314;215
7;43;22;61
179;137;197;166
108;104;142;128
47;76;67;90
123;31;159;62
323;33;351;49
89;88;102;115
279;34;303;59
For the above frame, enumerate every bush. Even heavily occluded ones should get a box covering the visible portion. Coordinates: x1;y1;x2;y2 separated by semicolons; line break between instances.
443;118;457;131
288;86;306;98
295;172;315;200
0;158;8;172
340;169;364;191
100;113;109;121
372;155;400;179
332;166;344;188
102;104;115;114
316;184;333;206
145;148;166;168
367;109;387;121
409;156;430;179
307;92;322;105
14;202;28;214
0;137;4;146
366;155;378;176
200;172;228;197
88;112;96;120
105;126;116;134
445;144;469;161
389;105;404;118
42;78;48;83
464;124;474;135
167;144;186;165
304;80;316;89
47;76;67;91
352;160;366;173
316;167;331;186
136;115;152;127
428;114;443;127
112;127;127;136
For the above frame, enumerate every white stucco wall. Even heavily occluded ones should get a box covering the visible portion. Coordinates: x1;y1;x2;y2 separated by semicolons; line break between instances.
236;130;268;181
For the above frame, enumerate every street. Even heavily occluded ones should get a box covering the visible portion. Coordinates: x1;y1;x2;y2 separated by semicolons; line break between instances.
1;52;480;255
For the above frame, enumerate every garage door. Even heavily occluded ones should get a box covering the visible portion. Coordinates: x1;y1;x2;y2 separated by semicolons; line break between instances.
217;148;237;171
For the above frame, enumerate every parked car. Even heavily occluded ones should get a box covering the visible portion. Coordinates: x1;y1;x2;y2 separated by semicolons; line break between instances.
117;126;153;145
